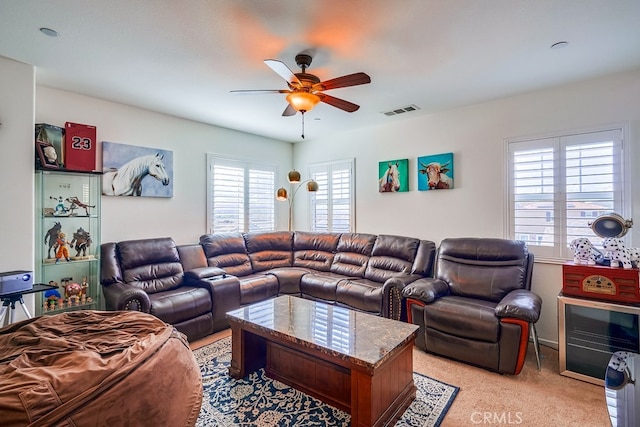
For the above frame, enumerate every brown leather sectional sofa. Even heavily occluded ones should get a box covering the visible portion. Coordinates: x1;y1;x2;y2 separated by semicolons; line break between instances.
101;231;437;342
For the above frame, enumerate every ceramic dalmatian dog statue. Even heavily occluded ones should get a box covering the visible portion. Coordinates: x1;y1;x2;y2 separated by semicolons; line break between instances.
569;237;597;265
602;238;640;269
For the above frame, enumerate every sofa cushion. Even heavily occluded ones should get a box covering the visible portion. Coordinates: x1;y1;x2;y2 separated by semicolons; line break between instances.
200;233;253;277
293;231;340;272
149;286;212;324
118;237;180;270
335;278;384;313
330;233;377;277
122;263;184;294
116;238;184;294
425;295;500;342
364;234;419;282
239;273;280;305
245;231;293;272
300;272;346;302
438;238;529;302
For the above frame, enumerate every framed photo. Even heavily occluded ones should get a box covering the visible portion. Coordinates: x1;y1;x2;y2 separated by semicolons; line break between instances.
378;159;409;192
417;152;454;191
102;141;173;197
36;140;60;169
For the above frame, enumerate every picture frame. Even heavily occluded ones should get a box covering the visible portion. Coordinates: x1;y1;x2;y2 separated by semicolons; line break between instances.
36;140;60;169
102;141;173;197
378;159;409;192
417;152;454;191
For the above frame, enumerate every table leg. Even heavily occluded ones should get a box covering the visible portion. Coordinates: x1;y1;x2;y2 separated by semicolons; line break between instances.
228;324;266;379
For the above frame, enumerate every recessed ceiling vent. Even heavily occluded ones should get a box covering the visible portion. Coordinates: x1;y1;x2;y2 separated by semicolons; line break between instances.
382;104;420;116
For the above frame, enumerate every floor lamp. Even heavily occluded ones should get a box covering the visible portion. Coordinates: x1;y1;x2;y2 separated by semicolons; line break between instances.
276;170;318;231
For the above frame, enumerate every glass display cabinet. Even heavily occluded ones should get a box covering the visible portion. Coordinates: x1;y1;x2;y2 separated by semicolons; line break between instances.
34;170;102;315
559;294;640;385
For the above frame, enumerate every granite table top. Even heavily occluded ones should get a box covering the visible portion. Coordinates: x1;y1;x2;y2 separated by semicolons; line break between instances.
226;295;418;370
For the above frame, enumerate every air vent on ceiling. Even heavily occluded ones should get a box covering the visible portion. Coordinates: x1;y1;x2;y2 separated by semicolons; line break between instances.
382;104;420;116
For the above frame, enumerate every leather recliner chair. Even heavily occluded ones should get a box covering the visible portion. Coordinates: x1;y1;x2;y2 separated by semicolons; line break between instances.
402;238;542;375
101;237;215;341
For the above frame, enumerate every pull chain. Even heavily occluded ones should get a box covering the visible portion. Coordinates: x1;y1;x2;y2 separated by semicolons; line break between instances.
301;111;305;139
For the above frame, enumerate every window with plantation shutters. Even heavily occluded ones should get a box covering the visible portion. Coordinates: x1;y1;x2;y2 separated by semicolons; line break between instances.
207;155;275;234
309;159;355;232
506;127;627;261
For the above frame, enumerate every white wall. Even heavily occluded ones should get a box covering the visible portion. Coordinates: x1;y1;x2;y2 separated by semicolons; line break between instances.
293;69;640;347
0;56;35;321
35;87;293;245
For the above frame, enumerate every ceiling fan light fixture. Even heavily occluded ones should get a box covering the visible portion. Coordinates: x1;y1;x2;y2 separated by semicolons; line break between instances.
286;92;320;113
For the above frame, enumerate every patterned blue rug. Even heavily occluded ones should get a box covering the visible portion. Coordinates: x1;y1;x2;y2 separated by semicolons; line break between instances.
194;337;458;426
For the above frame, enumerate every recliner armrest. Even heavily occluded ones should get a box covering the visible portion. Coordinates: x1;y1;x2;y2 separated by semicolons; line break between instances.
184;266;226;280
495;289;542;323
102;282;151;313
401;277;450;303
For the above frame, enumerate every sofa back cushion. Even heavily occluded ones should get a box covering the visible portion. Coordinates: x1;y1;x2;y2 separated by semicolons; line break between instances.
330;233;377;278
293;232;340;272
117;237;184;294
364;234;421;282
244;231;293;272
199;233;253;277
437;238;530;302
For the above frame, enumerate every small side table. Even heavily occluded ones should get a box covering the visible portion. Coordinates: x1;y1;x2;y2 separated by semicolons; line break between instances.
605;351;639;426
0;283;57;327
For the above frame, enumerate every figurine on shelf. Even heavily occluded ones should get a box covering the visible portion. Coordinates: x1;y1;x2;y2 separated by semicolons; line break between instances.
65;196;95;216
44;222;62;259
49;196;69;216
569;237;598;265
80;276;89;296
64;281;83;299
55;232;71;263
602;238;640;269
70;227;92;258
44;285;61;311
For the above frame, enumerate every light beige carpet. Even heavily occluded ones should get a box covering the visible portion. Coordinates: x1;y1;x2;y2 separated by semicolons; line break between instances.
191;331;609;427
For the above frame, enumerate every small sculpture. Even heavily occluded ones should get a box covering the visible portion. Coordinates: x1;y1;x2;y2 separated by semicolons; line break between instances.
70;227;92;258
55;232;71;263
569;237;597;265
49;196;69;216
602;238;640;269
64;281;83;305
44;222;62;259
65;196;95;216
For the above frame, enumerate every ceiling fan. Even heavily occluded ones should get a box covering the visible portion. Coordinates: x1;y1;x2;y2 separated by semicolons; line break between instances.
231;54;371;137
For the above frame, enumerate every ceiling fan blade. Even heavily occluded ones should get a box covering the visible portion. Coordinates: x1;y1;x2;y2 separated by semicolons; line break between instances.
313;72;371;91
282;104;297;116
318;94;360;112
264;59;302;85
230;89;290;95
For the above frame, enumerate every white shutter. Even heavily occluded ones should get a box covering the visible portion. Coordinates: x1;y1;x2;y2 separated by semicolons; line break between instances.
507;128;625;261
310;159;355;233
248;168;275;232
207;155;275;234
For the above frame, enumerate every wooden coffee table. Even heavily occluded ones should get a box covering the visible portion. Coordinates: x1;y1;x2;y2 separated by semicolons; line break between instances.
226;295;419;427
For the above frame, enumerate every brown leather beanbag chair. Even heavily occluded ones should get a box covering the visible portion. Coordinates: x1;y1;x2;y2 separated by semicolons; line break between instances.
0;310;202;426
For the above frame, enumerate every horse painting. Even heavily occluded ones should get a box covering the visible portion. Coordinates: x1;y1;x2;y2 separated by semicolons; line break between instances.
102;153;170;196
379;162;401;192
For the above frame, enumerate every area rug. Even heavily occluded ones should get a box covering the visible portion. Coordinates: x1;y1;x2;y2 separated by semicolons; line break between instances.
194;337;458;426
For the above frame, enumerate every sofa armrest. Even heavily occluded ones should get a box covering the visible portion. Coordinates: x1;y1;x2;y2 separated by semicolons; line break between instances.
385;274;422;289
102;282;151;313
401;277;450;303
495;289;542;323
184;266;226;281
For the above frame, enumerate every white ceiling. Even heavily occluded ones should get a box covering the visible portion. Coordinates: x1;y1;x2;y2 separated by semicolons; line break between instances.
1;0;639;143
